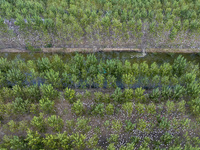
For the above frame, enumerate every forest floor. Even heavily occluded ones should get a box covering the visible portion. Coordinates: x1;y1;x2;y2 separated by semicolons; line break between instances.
1;47;200;53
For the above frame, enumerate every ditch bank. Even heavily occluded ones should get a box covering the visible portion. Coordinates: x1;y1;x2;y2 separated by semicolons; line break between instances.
1;48;200;53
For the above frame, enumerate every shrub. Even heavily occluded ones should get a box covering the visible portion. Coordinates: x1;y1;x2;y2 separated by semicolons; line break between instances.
122;102;133;117
111;120;122;133
173;55;187;77
47;115;64;132
160;132;173;145
71;132;86;149
31;113;46;132
94;73;104;88
160;63;172;77
173;84;185;100
43;69;61;88
106;75;117;89
122;74;136;88
92;103;105;116
152;75;160;87
186;81;200;99
12;84;24;98
6;68;26;86
189;97;200;115
40;84;59;100
0;87;13;101
76;117;91;134
12;97;30;114
150;62;159;76
105;103;114;115
146;103;156;115
112;87;124;103
137;119;147;132
107;134;119;144
39;98;55;113
134;87;145;102
177;100;186;114
42;134;58;149
1;135;27;150
23;85;41;102
87;134;98;149
125;120;136;133
140;61;149;77
0;71;6;87
25;129;43;150
37;57;52;72
149;88;160;103
94;92;104;103
64;87;75;103
166;100;175;113
135;103;145;115
51;55;65;73
71;99;84;115
161;86;172;100
0;58;11;73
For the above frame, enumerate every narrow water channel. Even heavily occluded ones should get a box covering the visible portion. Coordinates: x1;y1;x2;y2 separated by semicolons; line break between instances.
1;52;200;65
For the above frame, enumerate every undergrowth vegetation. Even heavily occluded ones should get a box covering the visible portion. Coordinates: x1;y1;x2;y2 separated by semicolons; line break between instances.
1;0;200;49
0;54;200;149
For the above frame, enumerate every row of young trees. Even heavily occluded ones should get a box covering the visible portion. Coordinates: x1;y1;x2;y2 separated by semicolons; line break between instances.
0;0;200;50
0;54;199;90
0;54;200;149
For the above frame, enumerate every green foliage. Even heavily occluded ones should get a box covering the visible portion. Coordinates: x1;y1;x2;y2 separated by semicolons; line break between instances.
125;120;136;133
124;88;134;102
71;132;86;149
26;43;41;52
12;97;30;113
92;103;105;116
166;100;175;113
25;129;43;150
160;132;173;145
137;119;147;132
161;86;172;100
94;73;104;88
146;103;156;115
111;120;122;133
64;87;75;103
122;102;133;117
0;55;200;149
112;87;123;103
71;99;84;115
105;103;114;115
134;87;145;102
122;74;136;88
173;84;185;100
149;88;160;103
107;75;117;89
7;68;26;86
76;117;91;134
31;113;46;132
43;69;61;88
40;84;59;100
39;97;55;113
135;103;145;115
173;55;187;77
47;115;64;132
1;135;27;150
189;97;200;115
37;57;51;72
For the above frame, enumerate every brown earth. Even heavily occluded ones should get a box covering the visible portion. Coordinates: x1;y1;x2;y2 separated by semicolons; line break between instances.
1;48;200;53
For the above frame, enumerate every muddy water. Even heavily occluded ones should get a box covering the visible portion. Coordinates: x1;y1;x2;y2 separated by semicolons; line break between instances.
1;52;200;65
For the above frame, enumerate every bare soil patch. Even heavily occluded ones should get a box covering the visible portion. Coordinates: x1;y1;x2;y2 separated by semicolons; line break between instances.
1;47;200;53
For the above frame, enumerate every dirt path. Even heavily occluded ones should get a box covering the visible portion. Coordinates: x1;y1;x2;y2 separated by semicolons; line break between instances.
1;48;200;53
